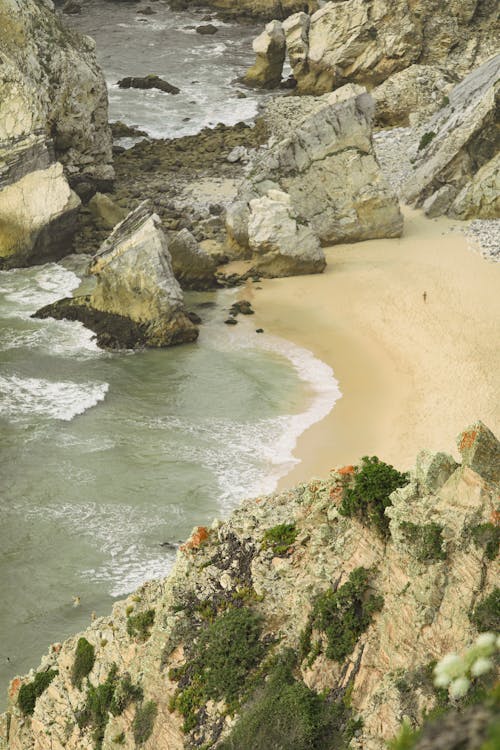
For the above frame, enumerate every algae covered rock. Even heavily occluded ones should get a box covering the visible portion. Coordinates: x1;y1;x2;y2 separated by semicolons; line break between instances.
35;202;199;349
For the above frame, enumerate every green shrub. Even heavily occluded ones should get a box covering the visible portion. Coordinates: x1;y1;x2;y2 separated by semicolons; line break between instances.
111;673;143;715
261;523;298;556
72;637;95;688
418;131;436;150
339;457;409;538
170;606;265;733
387;720;420;750
219;650;354;750
470;523;500;561
300;567;383;664
18;669;58;716
133;700;157;746
471;588;500;632
126;609;155;641
400;521;446;562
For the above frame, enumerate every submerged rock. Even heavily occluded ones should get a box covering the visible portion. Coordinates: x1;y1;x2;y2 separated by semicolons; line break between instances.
117;75;180;94
244;20;286;88
403;55;500;219
35;202;198;349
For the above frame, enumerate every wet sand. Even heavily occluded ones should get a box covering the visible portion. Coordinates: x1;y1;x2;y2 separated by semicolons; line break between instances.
249;208;500;486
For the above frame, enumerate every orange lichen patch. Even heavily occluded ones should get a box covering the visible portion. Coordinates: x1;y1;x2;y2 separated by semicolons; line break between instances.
9;677;21;699
489;510;500;527
338;465;355;476
459;429;478;452
180;526;209;553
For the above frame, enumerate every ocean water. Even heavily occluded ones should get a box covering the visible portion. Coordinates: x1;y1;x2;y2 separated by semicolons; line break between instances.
0;1;339;701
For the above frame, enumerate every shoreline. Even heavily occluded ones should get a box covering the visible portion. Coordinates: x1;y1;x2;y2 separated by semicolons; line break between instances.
245;207;500;488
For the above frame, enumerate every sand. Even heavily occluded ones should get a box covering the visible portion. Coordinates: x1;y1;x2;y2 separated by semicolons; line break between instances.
246;208;500;488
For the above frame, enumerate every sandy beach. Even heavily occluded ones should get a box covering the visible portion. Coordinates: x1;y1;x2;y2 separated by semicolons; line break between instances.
247;207;500;487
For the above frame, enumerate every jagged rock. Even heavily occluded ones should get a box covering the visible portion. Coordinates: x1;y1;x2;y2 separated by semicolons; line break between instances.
117;75;180;94
62;0;81;13
168;228;218;290
227;92;402;259
457;421;500;484
244;20;286;88
0;139;80;268
168;0;318;21
1;428;498;750
88;192;126;230
246;189;325;277
423;185;458;218
449;153;500;219
0;0;113;187
403;55;500;219
415;450;459;493
196;23;218;34
284;0;498;94
282;12;310;80
35;203;199;349
372;65;455;127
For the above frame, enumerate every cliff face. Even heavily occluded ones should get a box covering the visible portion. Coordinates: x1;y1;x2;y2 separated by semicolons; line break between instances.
1;422;498;750
169;0;319;21
0;0;113;267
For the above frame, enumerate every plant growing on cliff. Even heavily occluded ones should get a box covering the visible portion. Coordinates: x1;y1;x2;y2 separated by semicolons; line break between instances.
18;669;58;716
126;609;155;641
471;589;500;632
219;649;357;750
133;700;157;745
71;637;95;688
339;456;409;538
300;567;383;664
261;523;298;556
433;632;499;700
470;523;500;561
169;606;265;733
400;521;446;562
418;131;436;150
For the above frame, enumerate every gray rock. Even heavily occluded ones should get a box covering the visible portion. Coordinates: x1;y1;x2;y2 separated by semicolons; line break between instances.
168;228;218;290
423;185;457;218
415;450;459;493
457;421;500;484
244;20;285;89
88;192;126;230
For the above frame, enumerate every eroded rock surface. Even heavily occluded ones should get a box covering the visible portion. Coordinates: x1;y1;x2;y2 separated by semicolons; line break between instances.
1;425;498;750
243;20;286;88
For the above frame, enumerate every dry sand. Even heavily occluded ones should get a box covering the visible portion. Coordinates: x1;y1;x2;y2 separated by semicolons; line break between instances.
246;208;500;487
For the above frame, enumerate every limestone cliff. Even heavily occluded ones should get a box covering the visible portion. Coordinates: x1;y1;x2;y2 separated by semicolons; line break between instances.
1;421;498;750
0;0;113;267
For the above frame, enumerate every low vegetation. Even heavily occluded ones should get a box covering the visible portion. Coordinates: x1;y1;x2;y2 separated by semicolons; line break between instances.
470;523;500;561
400;521;446;562
418;131;436;150
71;637;95;688
261;523;298;556
169;606;265;733
338;456;409;538
300;567;383;664
133;700;157;746
126;609;155;641
18;669;58;716
471;588;500;632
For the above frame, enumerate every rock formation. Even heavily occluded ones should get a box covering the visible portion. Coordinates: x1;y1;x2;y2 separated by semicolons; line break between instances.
1;422;498;749
225;91;402;275
243;20;286;88
35;202;199;349
168;228;218;290
0;0;113;266
169;0;318;21
403;54;500;220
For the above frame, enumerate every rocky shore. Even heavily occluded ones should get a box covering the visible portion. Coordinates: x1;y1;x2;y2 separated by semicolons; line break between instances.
1;422;498;749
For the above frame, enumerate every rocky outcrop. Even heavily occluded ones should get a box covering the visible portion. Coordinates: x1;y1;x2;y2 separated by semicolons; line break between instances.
168;228;218;290
225;91;402;271
243;20;286;88
0;0;113;266
403;55;500;219
0;0;113;192
257;0;498;94
0;137;80;268
168;0;318;21
35;202;199;349
1;424;498;750
372;65;455;127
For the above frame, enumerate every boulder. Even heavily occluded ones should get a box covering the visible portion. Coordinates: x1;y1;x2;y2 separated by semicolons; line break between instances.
35;202;199;349
227;92;403;258
117;75;180;94
196;24;218;34
88;192;126;230
403;55;500;219
0;138;80;268
415;450;459;493
168;228;218;290
243;20;285;88
247;189;325;277
457;421;500;484
284;0;497;94
372;65;455;127
282;12;310;80
0;0;113;188
168;0;318;21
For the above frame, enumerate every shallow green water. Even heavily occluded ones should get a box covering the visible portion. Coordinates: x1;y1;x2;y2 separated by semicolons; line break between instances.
0;261;339;703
